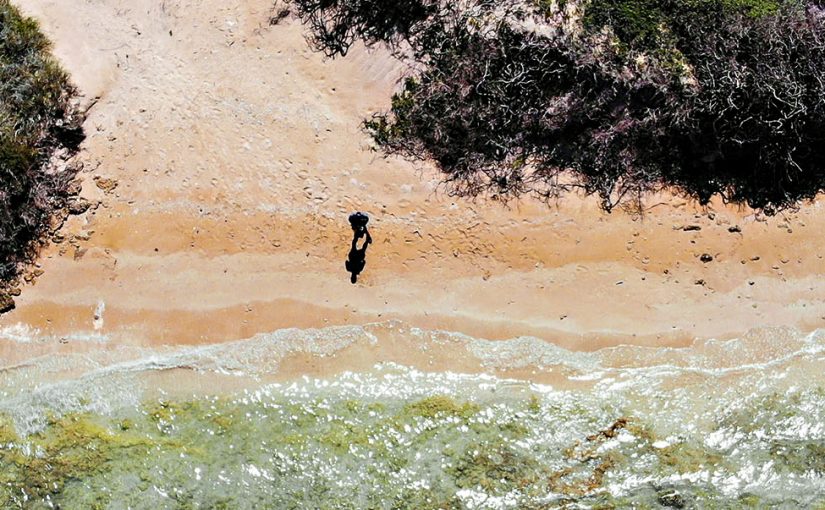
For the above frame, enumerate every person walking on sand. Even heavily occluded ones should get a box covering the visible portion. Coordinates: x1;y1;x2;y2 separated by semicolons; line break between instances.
348;211;369;238
346;212;372;283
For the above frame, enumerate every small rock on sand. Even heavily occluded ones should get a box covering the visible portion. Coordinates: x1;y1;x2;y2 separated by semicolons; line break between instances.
66;179;83;196
94;176;119;193
0;293;15;313
68;198;92;215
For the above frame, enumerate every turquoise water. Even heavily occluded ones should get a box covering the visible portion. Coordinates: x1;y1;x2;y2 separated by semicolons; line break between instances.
1;323;824;508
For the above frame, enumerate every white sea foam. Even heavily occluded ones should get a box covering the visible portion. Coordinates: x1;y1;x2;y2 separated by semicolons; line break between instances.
1;320;824;486
0;323;41;343
7;320;822;405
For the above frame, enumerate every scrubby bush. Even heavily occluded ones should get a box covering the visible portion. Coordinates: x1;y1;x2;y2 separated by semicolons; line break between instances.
291;0;825;213
0;0;83;285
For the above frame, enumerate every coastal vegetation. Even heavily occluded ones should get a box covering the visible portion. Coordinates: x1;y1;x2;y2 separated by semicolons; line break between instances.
0;0;83;300
291;0;825;213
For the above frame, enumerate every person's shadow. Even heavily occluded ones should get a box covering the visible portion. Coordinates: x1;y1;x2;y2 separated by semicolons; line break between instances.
345;229;372;283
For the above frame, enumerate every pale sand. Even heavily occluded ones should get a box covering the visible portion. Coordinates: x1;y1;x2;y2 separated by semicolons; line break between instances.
3;0;825;370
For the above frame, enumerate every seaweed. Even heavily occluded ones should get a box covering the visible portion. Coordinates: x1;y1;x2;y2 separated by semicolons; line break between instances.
0;386;821;507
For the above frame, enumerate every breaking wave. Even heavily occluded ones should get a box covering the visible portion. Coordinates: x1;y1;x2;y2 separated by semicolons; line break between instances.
0;322;823;508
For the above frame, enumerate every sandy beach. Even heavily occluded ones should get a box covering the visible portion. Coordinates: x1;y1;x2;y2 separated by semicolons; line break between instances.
3;0;825;367
2;3;825;505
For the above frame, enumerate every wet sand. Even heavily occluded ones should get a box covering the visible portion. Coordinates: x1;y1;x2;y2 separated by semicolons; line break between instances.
4;0;825;368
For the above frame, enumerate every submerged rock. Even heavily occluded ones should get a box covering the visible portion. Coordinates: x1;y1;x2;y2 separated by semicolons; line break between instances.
658;488;687;508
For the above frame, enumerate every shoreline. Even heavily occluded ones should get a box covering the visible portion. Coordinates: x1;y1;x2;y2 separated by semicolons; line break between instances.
3;317;820;395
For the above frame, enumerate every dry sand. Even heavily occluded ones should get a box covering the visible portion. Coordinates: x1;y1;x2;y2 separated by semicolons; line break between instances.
3;0;825;371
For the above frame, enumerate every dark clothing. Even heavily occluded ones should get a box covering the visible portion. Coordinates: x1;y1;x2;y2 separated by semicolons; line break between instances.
349;212;369;233
346;229;371;283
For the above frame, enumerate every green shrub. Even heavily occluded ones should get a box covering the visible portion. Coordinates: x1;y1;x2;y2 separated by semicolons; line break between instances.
0;0;83;286
292;0;825;213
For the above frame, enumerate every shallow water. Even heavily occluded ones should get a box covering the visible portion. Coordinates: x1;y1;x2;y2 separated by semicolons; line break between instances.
0;322;824;508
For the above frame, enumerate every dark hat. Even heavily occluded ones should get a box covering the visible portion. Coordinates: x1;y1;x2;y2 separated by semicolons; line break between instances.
349;212;369;229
